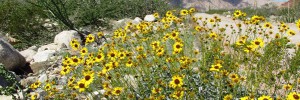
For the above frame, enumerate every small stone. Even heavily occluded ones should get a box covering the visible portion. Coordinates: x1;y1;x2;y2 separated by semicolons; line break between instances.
32;50;56;63
38;74;48;83
54;30;82;49
133;17;142;24
20;49;37;62
144;15;155;22
58;76;67;85
192;67;199;72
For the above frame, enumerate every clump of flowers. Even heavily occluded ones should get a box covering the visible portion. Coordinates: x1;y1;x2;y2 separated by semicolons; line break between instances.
26;8;300;100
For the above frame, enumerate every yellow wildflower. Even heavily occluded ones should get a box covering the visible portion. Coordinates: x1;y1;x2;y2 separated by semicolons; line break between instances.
112;87;123;96
169;75;184;89
210;63;222;72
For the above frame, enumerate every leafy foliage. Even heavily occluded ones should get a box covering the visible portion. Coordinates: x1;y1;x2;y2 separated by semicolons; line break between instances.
0;0;53;49
0;64;25;99
0;0;172;49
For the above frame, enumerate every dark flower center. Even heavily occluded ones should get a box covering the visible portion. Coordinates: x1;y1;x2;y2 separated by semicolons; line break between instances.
239;40;244;44
176;45;181;48
174;79;180;84
79;83;85;88
97;55;102;59
231;75;236;78
294;94;299;99
214;65;219;69
176;91;181;97
255;41;260;45
116;90;121;94
111;53;115;57
73;58;78;63
85;75;91;81
172;33;176;37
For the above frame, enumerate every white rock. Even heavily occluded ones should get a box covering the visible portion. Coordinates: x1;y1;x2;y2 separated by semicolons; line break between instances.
0;39;26;71
37;43;64;52
116;19;125;23
124;75;138;90
0;95;13;100
192;67;199;72
28;46;38;51
58;76;67;85
49;56;56;61
54;30;82;49
144;15;155;22
101;98;107;100
99;90;106;94
52;22;59;26
49;74;59;81
20;76;36;87
38;74;47;83
20;49;37;62
93;91;99;95
43;23;52;28
226;15;231;18
111;18;132;29
0;92;24;100
32;50;56;63
44;19;51;22
133;17;142;24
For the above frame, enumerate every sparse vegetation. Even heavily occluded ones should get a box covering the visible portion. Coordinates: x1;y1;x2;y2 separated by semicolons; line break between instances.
1;0;300;100
0;0;172;49
24;8;300;99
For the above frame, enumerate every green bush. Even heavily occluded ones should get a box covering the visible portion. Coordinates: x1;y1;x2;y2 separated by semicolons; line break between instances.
74;0;172;27
28;0;172;30
0;64;25;99
0;0;54;49
0;0;172;49
277;2;300;23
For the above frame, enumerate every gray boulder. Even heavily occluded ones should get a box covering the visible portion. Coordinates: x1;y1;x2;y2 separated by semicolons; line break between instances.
54;30;82;49
0;39;27;72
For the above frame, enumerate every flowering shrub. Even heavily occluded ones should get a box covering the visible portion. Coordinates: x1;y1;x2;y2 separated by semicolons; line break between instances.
28;9;300;100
